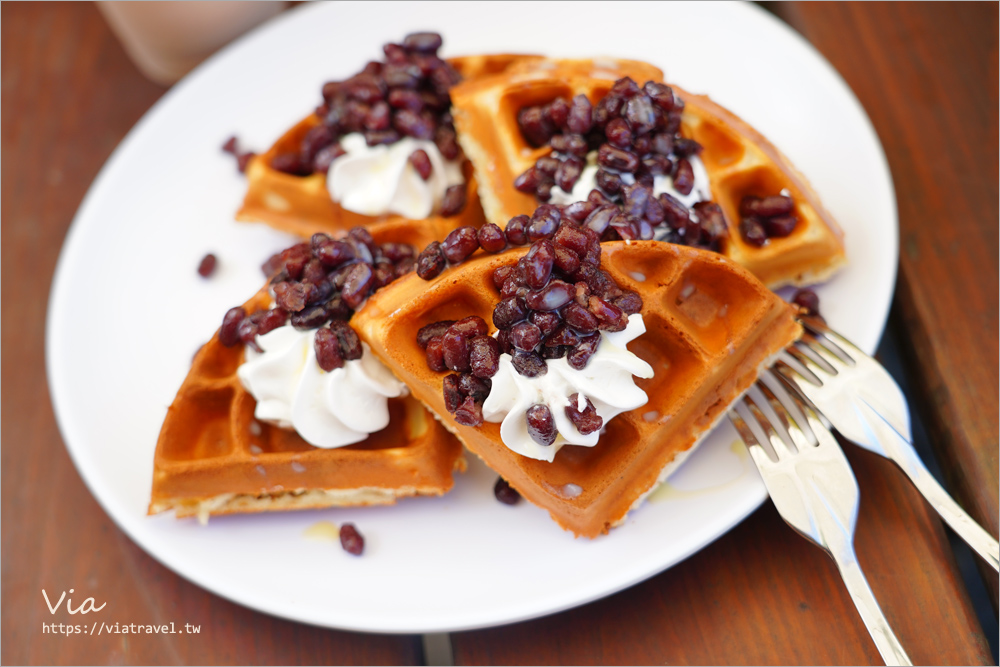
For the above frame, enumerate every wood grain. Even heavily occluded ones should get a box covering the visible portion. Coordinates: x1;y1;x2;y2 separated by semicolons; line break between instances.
451;447;991;665
766;0;999;610
0;3;421;665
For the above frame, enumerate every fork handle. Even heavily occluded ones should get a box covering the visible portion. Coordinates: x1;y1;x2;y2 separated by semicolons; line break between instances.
830;547;913;665
902;452;1000;571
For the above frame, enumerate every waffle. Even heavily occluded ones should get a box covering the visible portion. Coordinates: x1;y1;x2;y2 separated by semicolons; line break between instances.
352;241;802;537
449;58;847;289
150;276;465;521
235;54;542;243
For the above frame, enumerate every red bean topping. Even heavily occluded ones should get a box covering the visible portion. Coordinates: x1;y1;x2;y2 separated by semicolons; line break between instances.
425;336;447;372
315;327;345;371
271;152;312;176
257;308;288;336
439;184;467;217
494;477;522;505
693;201;728;247
518;106;555;147
505;215;529;245
493;329;513;355
540;345;569;360
544;323;579;348
563;199;596;224
672;137;702;158
291;305;330;330
339;523;364;556
673;158;695;195
237;316;262;352
583;204;616;235
595;169;624;196
220;307;246;347
417;320;456;348
274;281;309;312
415;241;446;279
324;295;352;322
511;321;542;351
550;133;588;158
512;350;547;377
340;262;374;308
454;395;484;426
552;223;590;257
621;182;652;220
567;333;601;370
764;214;798;238
530;311;562;337
553;245;580;275
197;253;217;278
409;149;433;180
513;167;541;194
522;240;555;289
525;280;574;311
442;331;470;372
612;291;644;315
442;374;462;412
403;31;443;54
588;296;627;332
526;404;557;446
492;265;514;291
458;373;492;402
563;302;599;333
327;321;362;360
792;288;821;317
441;226;480;264
566;94;594;134
739;217;768;247
492;296;528;329
448;316;489;339
555;157;584;193
528;204;561;241
434;126;461;160
605;117;633;148
469;335;501;378
597;143;639;172
565;394;603;435
477;223;507;253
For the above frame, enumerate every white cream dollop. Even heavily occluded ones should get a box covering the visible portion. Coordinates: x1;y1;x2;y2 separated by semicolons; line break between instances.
547;150;712;211
237;325;406;448
482;314;654;462
327;133;463;219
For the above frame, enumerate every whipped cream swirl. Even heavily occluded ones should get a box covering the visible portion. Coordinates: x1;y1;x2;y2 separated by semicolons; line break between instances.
482;315;654;462
547;150;712;210
237;325;406;448
328;133;463;219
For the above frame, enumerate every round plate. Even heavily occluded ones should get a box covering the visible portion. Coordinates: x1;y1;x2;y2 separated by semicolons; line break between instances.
46;1;896;633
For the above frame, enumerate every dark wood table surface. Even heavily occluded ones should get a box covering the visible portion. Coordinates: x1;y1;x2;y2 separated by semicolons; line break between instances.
3;2;996;664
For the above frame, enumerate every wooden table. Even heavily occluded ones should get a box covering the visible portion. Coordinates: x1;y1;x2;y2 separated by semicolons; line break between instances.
2;2;995;664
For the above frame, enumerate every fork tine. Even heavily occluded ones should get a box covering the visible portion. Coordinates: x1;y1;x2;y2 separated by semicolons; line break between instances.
729;401;775;466
743;391;797;461
757;371;818;450
791;339;840;376
775;349;824;387
807;331;856;367
746;383;800;452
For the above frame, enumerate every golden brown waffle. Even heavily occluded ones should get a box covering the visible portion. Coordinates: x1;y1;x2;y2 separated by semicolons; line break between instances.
236;54;543;243
150;291;465;521
450;58;846;289
353;241;802;537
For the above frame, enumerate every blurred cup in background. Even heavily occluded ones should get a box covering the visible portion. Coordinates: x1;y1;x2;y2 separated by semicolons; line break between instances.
97;1;287;86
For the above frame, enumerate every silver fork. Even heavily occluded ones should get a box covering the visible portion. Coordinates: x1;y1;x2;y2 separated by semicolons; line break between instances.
730;373;912;666
772;318;1000;572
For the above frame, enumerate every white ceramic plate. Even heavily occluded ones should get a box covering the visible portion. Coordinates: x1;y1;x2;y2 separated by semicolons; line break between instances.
47;1;897;634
